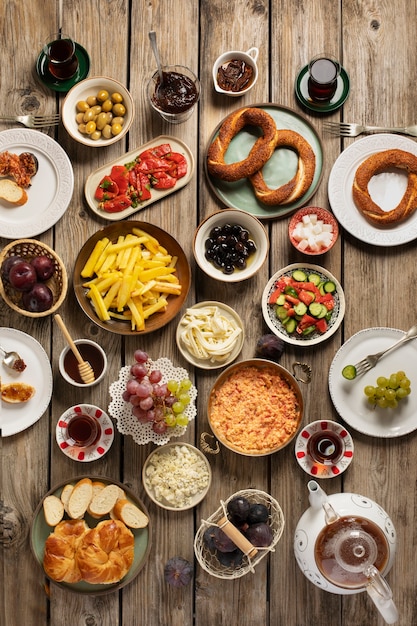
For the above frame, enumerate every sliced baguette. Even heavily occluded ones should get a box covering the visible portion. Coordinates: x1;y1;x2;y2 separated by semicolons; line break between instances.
60;483;74;515
113;498;149;528
87;481;107;518
88;483;121;518
43;495;65;527
0;179;28;205
67;477;93;519
1;382;35;403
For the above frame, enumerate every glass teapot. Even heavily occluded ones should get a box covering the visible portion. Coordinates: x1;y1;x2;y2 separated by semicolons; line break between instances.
294;480;398;624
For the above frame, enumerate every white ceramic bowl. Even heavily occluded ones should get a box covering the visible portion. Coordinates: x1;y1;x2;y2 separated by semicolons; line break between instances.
212;48;259;96
59;339;107;387
261;263;345;346
193;208;269;282
142;442;212;511
62;76;134;147
176;300;244;369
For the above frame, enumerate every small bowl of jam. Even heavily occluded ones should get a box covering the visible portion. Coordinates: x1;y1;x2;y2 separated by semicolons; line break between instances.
59;339;107;387
213;48;258;97
147;64;200;124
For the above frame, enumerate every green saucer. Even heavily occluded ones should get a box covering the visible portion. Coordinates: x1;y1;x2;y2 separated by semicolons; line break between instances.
295;64;350;113
36;42;90;93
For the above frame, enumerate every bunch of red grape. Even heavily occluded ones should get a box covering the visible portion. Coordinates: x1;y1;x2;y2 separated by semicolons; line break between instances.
122;350;192;434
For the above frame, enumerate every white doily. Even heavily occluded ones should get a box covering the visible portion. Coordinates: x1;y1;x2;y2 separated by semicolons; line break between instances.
108;357;197;446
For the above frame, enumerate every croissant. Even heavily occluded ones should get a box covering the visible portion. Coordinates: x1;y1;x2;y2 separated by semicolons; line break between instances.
43;519;89;583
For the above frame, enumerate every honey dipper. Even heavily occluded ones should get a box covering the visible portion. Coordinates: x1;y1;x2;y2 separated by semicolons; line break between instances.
54;315;95;384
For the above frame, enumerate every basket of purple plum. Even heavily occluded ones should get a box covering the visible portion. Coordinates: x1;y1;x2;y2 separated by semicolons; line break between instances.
194;488;285;579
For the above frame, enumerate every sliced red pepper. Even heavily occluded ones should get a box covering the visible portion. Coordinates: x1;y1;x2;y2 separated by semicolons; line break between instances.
139;143;172;160
110;165;129;194
94;175;119;201
138;172;151;201
137;157;172;174
100;194;132;213
167;152;188;178
152;171;177;189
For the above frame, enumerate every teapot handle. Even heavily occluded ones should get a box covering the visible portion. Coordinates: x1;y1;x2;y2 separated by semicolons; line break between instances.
365;565;399;624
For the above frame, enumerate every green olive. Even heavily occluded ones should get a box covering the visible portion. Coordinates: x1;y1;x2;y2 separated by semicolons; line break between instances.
112;103;126;117
111;122;123;136
76;100;89;112
78;123;87;134
83;109;96;123
111;116;125;127
101;99;113;112
96;112;108;130
85;121;97;135
91;105;102;116
97;89;109;102
75;112;84;124
91;130;102;141
102;124;113;139
86;95;98;107
111;92;124;103
105;111;113;123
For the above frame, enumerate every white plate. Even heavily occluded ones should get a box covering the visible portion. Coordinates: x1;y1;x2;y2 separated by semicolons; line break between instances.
56;404;114;462
176;301;244;369
0;129;74;238
261;263;345;346
329;327;417;437
0;327;53;436
84;135;194;220
328;134;417;246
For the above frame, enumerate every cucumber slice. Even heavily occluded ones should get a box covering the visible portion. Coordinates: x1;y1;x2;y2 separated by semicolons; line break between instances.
292;269;307;282
342;365;357;380
275;305;289;321
307;273;321;286
317;304;328;319
294;302;308;316
309;302;323;317
276;293;286;305
285;318;297;334
324;280;336;293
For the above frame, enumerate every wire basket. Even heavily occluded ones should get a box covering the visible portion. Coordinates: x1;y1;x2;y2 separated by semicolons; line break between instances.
0;239;68;317
194;488;285;579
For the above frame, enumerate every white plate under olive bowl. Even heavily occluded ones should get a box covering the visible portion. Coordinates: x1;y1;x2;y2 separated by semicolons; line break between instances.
261;263;345;347
176;301;245;370
142;442;212;511
30;476;151;595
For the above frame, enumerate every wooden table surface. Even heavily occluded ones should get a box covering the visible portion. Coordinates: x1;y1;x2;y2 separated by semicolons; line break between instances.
1;1;417;625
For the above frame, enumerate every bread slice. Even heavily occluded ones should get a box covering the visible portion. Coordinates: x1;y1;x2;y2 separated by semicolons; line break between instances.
60;483;74;515
1;382;35;403
87;481;106;518
88;483;121;518
67;478;93;519
0;179;28;205
43;495;65;527
113;498;149;528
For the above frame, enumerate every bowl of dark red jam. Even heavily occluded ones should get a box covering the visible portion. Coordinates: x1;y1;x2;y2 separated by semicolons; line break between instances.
59;339;107;387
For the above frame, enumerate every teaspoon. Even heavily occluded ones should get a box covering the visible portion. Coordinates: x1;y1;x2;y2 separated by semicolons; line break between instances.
0;344;26;372
148;31;164;91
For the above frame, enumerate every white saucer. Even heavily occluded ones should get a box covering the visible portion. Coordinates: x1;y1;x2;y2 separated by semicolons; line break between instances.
294;419;354;478
56;403;114;462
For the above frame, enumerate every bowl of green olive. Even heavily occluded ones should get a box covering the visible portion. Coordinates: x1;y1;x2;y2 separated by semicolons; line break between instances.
62;76;134;147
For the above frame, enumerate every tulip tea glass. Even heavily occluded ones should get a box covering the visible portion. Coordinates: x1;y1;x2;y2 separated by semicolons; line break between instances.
43;33;79;80
307;53;341;102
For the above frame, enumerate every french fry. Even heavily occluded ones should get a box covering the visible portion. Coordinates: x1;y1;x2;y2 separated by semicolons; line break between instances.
82;229;182;330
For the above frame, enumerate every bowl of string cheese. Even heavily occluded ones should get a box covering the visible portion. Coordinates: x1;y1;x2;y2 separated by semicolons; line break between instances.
176;301;244;369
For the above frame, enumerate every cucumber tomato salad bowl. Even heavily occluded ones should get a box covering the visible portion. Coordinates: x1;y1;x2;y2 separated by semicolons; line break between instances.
261;263;345;346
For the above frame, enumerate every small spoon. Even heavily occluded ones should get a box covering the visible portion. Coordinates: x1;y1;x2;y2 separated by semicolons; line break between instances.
148;31;164;92
0;344;26;372
54;315;95;385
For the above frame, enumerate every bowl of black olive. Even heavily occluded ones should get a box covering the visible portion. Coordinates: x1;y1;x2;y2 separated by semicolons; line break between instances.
193;208;269;282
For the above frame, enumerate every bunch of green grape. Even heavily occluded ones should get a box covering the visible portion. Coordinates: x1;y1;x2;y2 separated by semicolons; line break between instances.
363;371;411;409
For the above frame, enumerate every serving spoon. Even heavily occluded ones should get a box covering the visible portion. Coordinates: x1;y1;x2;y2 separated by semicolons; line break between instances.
148;31;164;93
54;314;95;385
0;344;26;372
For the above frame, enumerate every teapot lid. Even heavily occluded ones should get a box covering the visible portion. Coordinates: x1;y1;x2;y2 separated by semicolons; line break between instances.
333;528;378;573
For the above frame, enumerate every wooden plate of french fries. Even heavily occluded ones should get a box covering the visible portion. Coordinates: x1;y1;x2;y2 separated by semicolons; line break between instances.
73;222;191;335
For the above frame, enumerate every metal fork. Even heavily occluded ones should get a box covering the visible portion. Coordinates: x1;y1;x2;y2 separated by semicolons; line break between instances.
323;121;417;138
0;114;60;128
354;325;417;377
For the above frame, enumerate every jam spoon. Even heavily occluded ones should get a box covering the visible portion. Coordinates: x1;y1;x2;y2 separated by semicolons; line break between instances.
149;31;165;93
0;343;26;372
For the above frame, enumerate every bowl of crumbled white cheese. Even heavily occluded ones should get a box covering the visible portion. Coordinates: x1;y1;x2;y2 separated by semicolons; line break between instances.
142;443;212;511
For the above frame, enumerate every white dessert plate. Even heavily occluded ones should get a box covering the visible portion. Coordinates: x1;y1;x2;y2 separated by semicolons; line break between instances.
0;129;73;238
56;404;114;462
84;135;194;220
329;327;417;437
0;327;53;436
328;134;417;247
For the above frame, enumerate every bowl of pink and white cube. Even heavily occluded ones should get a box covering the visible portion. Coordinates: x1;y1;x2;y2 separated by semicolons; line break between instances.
288;206;339;255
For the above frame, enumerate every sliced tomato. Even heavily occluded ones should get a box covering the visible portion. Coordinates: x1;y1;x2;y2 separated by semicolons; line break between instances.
298;289;315;306
100;194;132;213
110;165;129;194
285;294;300;306
269;287;282;304
317;293;335;310
315;318;328;333
94;175;119;201
296;314;317;333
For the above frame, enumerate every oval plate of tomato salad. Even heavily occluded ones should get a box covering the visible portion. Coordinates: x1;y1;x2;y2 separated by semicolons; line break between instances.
84;135;195;221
